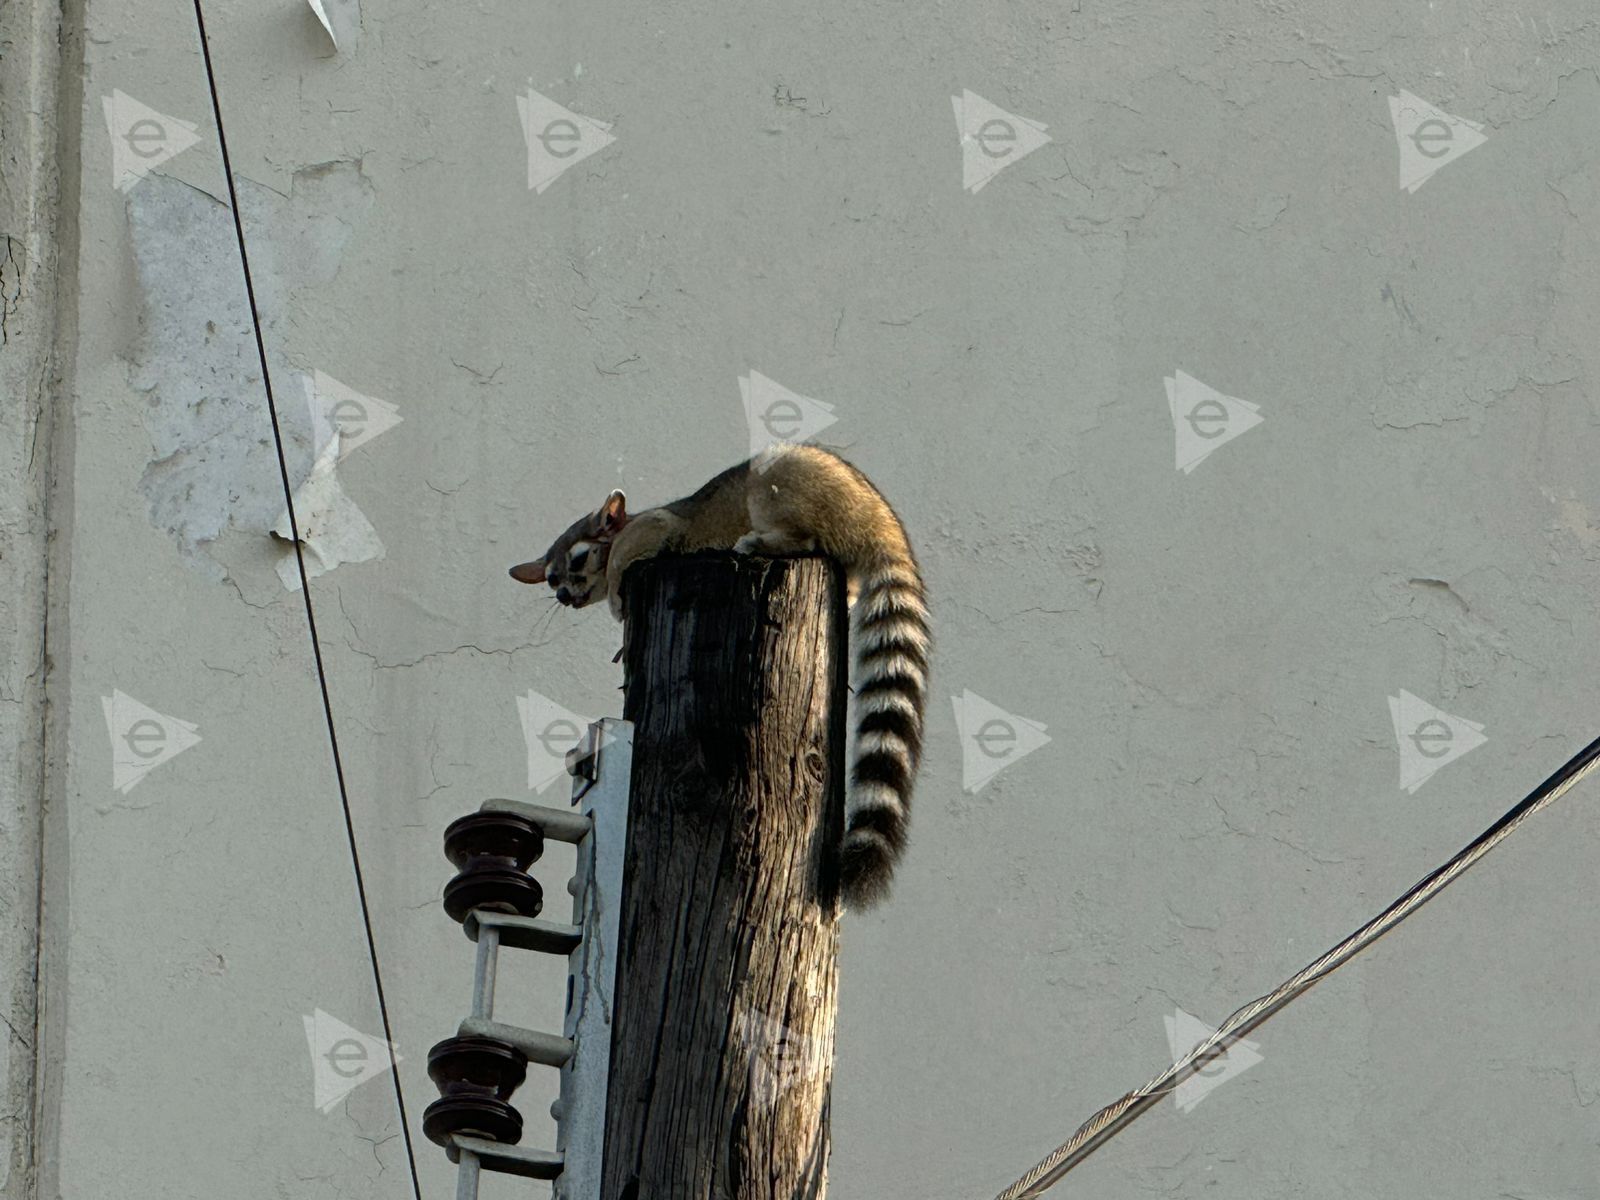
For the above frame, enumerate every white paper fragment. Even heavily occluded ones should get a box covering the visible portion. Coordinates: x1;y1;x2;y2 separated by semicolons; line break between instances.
308;0;337;46
305;0;360;52
270;432;384;589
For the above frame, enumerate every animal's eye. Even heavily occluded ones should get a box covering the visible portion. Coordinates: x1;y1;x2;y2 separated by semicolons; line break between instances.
570;548;589;570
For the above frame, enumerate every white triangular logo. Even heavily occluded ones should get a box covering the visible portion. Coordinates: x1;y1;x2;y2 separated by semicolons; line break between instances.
951;689;1050;794
1167;370;1263;474
740;371;837;464
305;370;403;460
517;690;598;793
952;89;1050;193
735;1001;832;1105
103;90;203;192
1164;1007;1262;1112
302;1008;401;1114
1389;90;1487;194
517;88;617;194
101;689;201;795
1388;689;1486;793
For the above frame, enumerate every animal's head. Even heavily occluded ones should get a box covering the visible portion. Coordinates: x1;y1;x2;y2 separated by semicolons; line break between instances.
508;490;628;609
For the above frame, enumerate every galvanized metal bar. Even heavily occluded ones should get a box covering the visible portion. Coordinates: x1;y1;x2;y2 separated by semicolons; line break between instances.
469;924;499;1020
464;910;582;956
450;1135;564;1180
554;717;632;1200
457;1015;574;1068
454;1147;480;1200
478;797;591;844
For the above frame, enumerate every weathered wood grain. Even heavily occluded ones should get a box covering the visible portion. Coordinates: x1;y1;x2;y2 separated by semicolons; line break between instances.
603;553;847;1200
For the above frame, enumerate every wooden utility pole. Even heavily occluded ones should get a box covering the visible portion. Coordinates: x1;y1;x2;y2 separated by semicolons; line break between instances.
601;552;848;1200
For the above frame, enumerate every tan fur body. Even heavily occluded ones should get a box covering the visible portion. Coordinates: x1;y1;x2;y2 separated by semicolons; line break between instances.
511;443;928;909
603;445;913;617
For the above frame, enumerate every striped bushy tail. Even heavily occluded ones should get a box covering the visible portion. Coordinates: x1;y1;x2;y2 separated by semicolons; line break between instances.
840;554;930;909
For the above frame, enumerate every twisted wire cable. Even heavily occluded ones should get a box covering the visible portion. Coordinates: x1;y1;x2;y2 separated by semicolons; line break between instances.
994;731;1600;1200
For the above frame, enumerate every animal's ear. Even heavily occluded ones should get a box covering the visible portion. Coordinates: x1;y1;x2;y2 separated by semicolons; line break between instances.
509;559;547;584
598;490;628;535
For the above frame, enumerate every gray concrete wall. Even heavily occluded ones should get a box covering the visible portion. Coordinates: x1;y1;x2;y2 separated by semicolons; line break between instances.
6;0;1600;1196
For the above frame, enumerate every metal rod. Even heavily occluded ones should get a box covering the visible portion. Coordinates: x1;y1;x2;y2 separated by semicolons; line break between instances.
470;925;499;1020
454;1148;480;1200
466;910;583;955
458;1015;574;1068
451;1135;564;1180
554;718;633;1200
478;798;592;844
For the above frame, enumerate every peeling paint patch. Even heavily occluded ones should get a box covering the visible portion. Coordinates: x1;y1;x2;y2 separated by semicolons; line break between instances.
1407;577;1469;612
308;0;336;45
1374;333;1578;430
270;432;384;589
234;160;376;295
1376;573;1513;691
307;0;361;53
126;176;312;582
1542;488;1600;556
124;163;375;582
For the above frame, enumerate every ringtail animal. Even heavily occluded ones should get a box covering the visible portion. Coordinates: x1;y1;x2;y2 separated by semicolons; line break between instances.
509;443;929;909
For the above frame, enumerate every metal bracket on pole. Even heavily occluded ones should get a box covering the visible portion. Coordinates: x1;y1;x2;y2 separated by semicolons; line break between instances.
424;717;633;1200
552;717;630;1200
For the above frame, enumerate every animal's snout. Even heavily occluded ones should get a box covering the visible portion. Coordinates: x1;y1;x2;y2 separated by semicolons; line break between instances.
556;585;573;605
